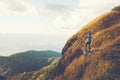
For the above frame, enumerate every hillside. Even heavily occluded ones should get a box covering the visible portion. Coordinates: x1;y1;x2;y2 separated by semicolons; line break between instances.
51;6;120;80
9;58;59;80
0;50;61;78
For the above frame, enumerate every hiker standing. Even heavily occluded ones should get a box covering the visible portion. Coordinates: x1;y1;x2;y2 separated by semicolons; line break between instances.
85;31;92;51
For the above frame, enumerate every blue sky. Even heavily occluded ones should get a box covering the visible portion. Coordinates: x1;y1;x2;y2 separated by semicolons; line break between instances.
0;0;119;56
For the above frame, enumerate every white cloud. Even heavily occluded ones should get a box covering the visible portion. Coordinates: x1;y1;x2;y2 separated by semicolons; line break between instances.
39;3;74;16
0;0;38;15
44;4;72;13
53;0;120;30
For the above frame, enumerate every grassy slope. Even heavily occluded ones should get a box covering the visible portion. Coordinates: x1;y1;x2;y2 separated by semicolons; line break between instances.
52;7;120;80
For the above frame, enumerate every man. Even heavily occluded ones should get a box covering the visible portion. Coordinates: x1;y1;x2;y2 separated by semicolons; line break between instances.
85;31;92;51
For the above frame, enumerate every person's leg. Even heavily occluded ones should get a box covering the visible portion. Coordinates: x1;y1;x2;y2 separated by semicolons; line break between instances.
85;42;88;50
88;42;91;51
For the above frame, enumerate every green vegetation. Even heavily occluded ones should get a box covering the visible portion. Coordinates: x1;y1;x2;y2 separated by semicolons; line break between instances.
0;50;61;77
9;60;59;80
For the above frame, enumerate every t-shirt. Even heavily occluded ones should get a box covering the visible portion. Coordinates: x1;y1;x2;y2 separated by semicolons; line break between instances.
87;34;92;42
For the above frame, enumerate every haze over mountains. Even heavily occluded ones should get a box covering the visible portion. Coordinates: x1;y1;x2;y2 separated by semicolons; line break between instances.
0;33;73;56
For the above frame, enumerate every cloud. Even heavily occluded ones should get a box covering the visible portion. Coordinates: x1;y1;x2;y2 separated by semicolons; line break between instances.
52;0;120;30
39;3;74;15
44;4;72;13
0;0;38;15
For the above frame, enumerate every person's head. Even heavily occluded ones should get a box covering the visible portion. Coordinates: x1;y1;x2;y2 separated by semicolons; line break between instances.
88;31;91;35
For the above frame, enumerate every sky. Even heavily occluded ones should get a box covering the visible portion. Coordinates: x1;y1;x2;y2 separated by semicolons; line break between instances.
0;0;119;56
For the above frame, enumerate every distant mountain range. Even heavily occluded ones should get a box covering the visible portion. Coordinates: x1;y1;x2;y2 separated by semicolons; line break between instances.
9;58;59;80
0;34;66;56
0;50;61;78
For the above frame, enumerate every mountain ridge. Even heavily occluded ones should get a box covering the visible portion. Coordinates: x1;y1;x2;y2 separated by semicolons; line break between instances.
0;50;61;78
52;6;120;80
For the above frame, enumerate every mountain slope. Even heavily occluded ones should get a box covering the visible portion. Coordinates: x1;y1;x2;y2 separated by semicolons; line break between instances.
0;50;61;77
52;6;120;80
9;58;59;80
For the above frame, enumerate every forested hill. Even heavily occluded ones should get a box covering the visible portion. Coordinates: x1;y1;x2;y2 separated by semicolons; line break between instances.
0;50;61;77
